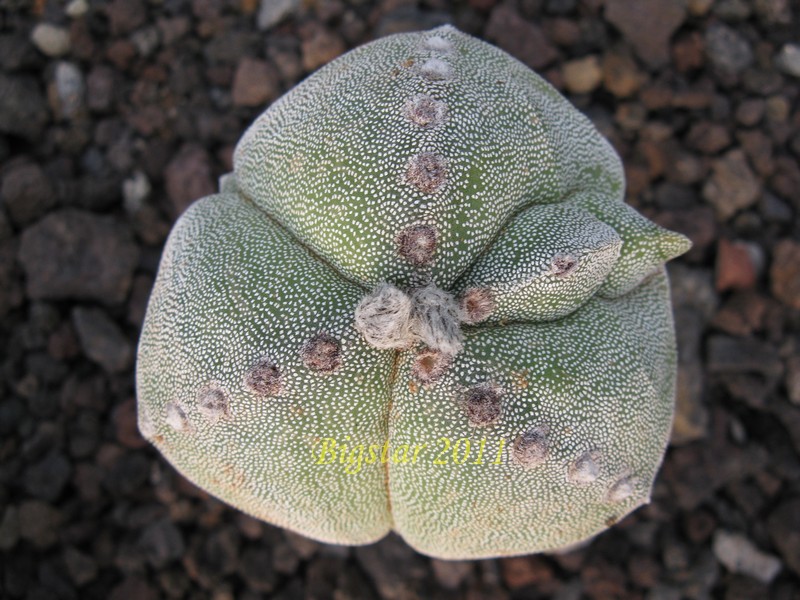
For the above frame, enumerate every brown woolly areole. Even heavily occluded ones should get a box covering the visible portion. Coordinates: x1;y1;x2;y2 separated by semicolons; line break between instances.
411;348;452;386
301;333;342;373
395;223;438;267
460;382;503;427
459;287;496;324
404;152;447;194
511;425;550;468
243;356;283;396
402;94;447;129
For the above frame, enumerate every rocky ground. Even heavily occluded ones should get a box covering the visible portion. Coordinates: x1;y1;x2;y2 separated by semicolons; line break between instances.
1;0;799;598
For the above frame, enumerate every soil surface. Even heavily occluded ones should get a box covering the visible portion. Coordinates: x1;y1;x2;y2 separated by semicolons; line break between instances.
1;0;799;599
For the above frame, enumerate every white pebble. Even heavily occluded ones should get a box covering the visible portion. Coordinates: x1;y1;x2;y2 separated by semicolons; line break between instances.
54;61;85;120
30;23;70;57
66;0;89;18
713;530;782;584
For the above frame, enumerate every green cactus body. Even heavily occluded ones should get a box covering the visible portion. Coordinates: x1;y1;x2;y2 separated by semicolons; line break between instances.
137;26;690;559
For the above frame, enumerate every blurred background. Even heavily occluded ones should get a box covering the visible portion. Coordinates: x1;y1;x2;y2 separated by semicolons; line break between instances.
0;0;799;598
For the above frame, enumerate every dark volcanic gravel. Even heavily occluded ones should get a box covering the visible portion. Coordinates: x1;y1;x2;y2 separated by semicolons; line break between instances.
1;0;799;599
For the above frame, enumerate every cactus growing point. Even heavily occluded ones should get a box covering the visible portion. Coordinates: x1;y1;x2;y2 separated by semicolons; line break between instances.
136;26;690;559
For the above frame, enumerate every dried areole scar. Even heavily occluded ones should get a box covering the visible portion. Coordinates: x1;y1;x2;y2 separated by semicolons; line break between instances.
165;401;192;433
197;384;232;423
568;450;601;484
607;475;636;503
550;254;579;277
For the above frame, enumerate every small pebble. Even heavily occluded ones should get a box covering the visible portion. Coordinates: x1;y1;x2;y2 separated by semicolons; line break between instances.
562;55;602;94
257;0;301;30
705;23;754;75
775;44;800;78
30;23;71;57
712;530;781;583
53;61;85;120
122;171;152;212
232;57;280;107
66;0;90;18
72;306;134;373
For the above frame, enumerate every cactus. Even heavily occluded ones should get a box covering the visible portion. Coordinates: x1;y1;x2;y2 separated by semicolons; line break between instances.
137;25;690;560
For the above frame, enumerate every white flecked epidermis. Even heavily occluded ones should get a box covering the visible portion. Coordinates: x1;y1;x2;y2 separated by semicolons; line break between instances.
234;25;629;289
137;25;691;559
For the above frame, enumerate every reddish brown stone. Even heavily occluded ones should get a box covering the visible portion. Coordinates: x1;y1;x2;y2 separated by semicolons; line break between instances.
0;159;56;226
164;144;216;218
770;240;800;309
736;98;765;126
109;576;159;600
716;239;759;292
605;0;686;67
18;210;139;305
106;40;136;71
671;87;714;110
581;559;627;600
686;122;731;154
47;321;80;361
672;31;705;72
771;156;800;201
486;5;558;70
547;18;581;47
703;149;761;220
711;291;768;336
640;85;673;110
468;0;499;9
106;0;147;35
300;23;346;72
786;356;800;405
114;397;148;449
628;554;660;588
737;130;774;177
231;57;280;107
501;556;555;589
602;50;645;98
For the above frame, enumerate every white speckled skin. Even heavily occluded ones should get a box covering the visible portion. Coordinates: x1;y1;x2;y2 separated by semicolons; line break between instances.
137;26;691;559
